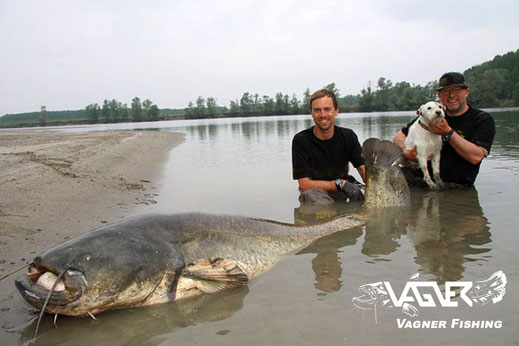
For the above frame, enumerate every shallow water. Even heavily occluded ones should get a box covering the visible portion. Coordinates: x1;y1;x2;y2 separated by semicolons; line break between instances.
7;109;519;345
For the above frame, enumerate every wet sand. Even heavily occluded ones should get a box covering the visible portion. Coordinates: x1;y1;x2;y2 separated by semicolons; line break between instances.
0;129;184;341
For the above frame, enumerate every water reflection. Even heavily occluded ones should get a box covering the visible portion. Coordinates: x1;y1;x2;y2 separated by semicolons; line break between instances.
20;287;249;345
301;229;363;293
362;207;409;258
488;110;519;159
294;200;364;293
292;187;491;294
407;188;491;283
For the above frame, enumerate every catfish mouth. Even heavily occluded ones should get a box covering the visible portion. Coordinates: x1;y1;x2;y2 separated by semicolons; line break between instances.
15;264;85;310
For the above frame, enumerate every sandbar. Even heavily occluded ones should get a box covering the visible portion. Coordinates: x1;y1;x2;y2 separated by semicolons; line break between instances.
0;128;184;339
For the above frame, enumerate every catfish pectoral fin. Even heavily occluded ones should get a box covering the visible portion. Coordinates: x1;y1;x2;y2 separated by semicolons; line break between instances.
185;258;248;284
178;258;248;296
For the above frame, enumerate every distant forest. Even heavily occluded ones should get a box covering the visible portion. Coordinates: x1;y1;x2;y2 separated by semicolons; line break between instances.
1;49;518;127
186;48;519;119
0;99;184;128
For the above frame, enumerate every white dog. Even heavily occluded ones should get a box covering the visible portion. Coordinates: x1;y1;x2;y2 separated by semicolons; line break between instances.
405;101;446;189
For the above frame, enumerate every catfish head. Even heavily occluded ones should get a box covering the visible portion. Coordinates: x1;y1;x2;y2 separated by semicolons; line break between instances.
15;220;182;317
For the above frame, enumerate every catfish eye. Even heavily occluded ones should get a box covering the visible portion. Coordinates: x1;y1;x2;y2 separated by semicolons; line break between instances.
84;255;92;262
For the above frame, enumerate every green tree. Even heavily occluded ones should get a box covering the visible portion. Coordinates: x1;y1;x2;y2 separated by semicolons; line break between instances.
302;88;312;113
39;105;47;126
131;97;143;122
282;94;290;114
424;81;439;101
120;103;129;121
85;103;100;123
148;104;160;121
274;92;290;115
262;95;274;115
252;93;261;116
406;85;430;111
513;82;519;106
195;96;206;118
109;99;120;122
339;95;359;106
240;92;253;116
206;97;218;117
289;94;301;114
229;100;240;116
393;81;412;110
323;82;340;98
142;99;153;121
358;83;374;112
102;99;111;122
471;68;511;107
185;101;196;119
373;77;393;111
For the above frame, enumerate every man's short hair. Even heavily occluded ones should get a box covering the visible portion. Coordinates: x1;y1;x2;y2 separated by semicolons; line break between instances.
310;89;338;111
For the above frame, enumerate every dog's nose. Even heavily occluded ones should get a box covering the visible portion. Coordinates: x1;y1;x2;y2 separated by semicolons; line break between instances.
436;110;442;115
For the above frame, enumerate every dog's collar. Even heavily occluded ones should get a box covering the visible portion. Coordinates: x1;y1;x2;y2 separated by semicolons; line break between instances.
418;120;431;132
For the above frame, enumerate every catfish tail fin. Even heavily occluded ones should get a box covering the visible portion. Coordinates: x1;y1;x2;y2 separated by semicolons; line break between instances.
362;138;404;168
362;138;410;208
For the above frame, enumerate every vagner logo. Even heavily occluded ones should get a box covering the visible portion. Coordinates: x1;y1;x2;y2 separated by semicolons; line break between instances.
352;271;507;325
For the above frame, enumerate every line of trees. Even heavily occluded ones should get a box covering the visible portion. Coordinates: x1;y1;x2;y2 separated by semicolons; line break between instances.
185;92;306;119
185;49;519;118
184;80;440;119
85;97;160;123
185;84;340;119
357;78;438;112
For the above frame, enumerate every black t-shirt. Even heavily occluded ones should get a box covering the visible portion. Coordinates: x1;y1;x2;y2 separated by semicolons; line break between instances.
401;105;495;186
292;126;364;180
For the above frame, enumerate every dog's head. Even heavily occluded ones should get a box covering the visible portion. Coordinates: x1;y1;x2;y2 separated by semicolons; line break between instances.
417;101;445;125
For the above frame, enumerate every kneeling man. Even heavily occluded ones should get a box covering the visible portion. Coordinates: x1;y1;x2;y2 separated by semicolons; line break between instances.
393;72;495;188
292;89;365;204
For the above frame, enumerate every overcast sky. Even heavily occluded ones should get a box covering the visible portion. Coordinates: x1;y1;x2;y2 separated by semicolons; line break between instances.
1;0;518;115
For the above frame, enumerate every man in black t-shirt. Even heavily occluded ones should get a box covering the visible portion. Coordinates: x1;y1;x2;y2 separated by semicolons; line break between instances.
393;72;495;187
292;89;366;202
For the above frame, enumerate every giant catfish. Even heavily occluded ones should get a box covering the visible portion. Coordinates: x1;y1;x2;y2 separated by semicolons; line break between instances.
15;138;409;317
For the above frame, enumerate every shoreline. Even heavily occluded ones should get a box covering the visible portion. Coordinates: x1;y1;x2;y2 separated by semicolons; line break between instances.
0;129;184;340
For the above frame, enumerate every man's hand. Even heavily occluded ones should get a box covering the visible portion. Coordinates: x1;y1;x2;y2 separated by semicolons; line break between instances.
403;145;434;162
429;119;452;135
403;146;418;161
340;181;364;201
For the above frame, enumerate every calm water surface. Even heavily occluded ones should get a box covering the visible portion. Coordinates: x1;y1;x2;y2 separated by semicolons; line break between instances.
12;110;519;345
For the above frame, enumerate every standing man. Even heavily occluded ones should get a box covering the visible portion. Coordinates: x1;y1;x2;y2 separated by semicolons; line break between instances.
292;89;365;202
393;72;495;187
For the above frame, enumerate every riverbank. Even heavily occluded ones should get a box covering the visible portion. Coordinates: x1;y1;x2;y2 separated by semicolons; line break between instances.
0;129;184;340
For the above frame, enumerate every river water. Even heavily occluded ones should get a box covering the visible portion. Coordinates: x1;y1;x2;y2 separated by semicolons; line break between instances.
11;109;519;345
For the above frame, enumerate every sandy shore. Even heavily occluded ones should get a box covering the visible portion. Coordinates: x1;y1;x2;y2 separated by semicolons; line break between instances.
0;129;184;338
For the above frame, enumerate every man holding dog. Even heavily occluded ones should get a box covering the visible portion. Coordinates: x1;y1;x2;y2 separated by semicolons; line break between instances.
292;89;366;203
393;72;495;187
